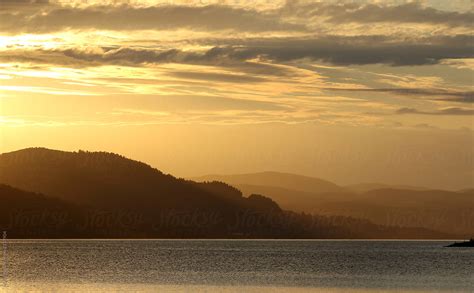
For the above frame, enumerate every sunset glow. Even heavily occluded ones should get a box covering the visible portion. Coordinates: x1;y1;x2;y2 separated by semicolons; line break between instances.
0;0;472;189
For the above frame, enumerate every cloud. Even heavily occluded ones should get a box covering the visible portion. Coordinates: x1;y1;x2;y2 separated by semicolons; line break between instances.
169;71;266;83
287;2;474;27
396;107;422;114
413;123;438;129
223;35;474;66
0;0;50;12
0;4;304;33
114;94;287;112
2;1;472;36
0;0;48;3
3;34;473;67
323;87;474;103
435;96;474;104
396;107;474;115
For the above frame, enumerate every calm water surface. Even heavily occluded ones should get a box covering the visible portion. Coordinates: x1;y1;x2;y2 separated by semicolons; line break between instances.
0;240;472;292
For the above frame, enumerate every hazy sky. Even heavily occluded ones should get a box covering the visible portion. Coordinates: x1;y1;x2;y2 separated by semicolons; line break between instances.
0;0;473;189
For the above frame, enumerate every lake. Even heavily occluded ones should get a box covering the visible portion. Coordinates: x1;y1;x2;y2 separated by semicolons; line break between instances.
1;240;472;292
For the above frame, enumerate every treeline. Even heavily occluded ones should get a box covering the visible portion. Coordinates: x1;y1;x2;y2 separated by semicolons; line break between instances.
0;185;455;239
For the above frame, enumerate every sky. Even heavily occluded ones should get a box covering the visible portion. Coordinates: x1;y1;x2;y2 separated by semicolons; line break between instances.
0;0;473;189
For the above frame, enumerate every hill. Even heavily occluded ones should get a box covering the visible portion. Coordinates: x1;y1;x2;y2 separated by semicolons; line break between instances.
0;184;83;238
0;148;461;239
0;183;456;239
199;177;473;237
0;148;277;212
329;188;474;236
345;183;428;193
192;171;345;194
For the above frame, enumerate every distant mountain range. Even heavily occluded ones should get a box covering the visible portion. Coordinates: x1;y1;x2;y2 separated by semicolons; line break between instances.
0;148;467;239
193;172;474;237
193;172;344;194
345;183;428;193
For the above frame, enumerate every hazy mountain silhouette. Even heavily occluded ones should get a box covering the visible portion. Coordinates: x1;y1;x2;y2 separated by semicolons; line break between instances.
0;183;455;239
334;188;474;236
193;171;345;194
195;173;473;237
345;183;428;193
459;188;474;194
0;148;277;212
233;184;334;212
0;148;462;239
194;173;431;194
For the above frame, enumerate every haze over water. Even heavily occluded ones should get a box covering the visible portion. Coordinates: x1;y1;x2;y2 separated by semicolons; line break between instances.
1;240;472;292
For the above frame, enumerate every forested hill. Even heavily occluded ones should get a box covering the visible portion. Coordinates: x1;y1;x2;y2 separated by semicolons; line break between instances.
0;148;460;239
0;148;278;212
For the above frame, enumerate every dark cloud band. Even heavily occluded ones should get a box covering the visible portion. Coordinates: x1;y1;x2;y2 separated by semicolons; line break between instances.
324;87;474;103
283;2;474;27
0;4;303;33
396;107;474;115
1;2;472;35
2;34;473;67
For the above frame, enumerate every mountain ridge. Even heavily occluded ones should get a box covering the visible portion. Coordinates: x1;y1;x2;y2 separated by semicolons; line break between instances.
193;173;474;237
192;171;345;194
0;148;467;239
